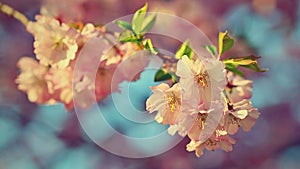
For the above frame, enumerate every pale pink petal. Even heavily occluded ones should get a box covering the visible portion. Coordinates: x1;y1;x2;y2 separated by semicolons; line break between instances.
231;109;248;119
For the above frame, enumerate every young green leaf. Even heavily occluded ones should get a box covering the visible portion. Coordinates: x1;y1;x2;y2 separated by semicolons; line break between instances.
154;69;172;82
224;55;267;76
175;40;194;59
240;62;268;72
132;3;148;34
223;55;267;72
218;31;234;58
225;63;244;77
118;30;138;42
141;13;156;33
114;20;132;31
144;39;158;54
204;45;217;57
224;58;256;65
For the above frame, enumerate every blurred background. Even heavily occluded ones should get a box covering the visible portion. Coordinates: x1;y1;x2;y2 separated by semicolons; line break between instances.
0;0;300;168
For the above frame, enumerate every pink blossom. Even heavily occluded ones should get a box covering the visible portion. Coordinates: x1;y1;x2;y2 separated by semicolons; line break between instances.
226;71;253;103
167;99;225;141
224;99;260;135
101;42;140;65
101;42;149;82
27;15;79;68
187;100;225;141
186;131;236;157
15;57;55;104
45;67;73;108
77;23;101;45
176;55;226;109
167;55;226;139
146;83;182;125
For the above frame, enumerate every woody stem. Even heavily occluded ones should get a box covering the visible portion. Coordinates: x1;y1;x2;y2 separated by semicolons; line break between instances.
0;2;29;26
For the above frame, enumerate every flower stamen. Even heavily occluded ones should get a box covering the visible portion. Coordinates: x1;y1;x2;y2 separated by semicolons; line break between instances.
166;92;180;113
194;72;209;88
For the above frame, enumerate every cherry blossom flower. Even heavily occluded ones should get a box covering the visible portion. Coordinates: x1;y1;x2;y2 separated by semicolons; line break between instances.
167;98;225;140
77;23;101;45
226;72;253;103
224;99;260;135
74;75;94;93
101;41;149;82
166;55;226;139
101;42;141;66
176;55;226;110
45;66;73;109
186;100;225;141
27;15;79;68
186;133;236;157
167;113;197;136
146;83;182;125
15;57;55;104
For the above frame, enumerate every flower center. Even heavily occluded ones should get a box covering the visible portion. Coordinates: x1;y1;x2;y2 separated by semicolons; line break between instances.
195;113;208;129
166;92;180;113
230;115;241;126
206;139;217;148
194;72;209;88
52;39;68;50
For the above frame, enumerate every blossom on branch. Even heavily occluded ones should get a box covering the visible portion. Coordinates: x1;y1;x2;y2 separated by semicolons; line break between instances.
27;15;79;68
226;72;253;103
176;55;226;109
224;99;260;135
146;83;182;125
15;57;55;104
187;133;236;157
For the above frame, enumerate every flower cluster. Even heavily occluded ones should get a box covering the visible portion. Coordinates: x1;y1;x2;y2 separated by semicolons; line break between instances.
16;14;149;110
9;2;266;157
146;30;265;157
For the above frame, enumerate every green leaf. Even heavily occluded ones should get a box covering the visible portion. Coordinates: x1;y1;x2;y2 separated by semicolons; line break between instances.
114;20;132;31
225;63;244;77
170;72;179;83
144;39;158;54
118;30;138;42
141;13;156;33
223;55;268;72
175;40;194;59
223;55;258;65
204;45;217;56
218;30;234;58
154;69;172;82
241;63;268;72
132;3;148;34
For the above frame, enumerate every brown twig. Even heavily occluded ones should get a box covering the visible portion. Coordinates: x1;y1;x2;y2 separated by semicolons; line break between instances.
0;2;29;26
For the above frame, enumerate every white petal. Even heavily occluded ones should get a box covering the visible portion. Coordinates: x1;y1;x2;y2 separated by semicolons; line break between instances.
231;109;248;119
150;83;170;92
176;56;193;78
228;124;239;135
168;125;179;136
